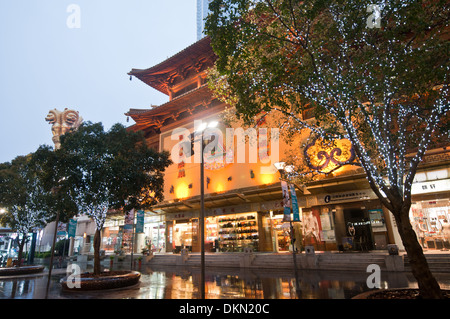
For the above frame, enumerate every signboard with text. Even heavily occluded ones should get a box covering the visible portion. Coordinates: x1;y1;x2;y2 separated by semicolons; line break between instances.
68;219;77;238
135;210;145;233
290;185;300;222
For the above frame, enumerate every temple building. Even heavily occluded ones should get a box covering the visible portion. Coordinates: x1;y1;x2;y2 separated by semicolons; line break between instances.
100;36;450;255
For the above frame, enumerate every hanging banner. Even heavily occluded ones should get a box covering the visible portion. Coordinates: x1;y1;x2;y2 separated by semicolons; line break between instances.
290;185;300;222
124;208;135;233
135;210;145;233
57;222;67;236
281;180;291;221
68;219;77;238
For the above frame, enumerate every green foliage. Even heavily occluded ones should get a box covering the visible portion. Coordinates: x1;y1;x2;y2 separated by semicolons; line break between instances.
55;238;70;256
206;0;449;298
206;0;449;200
34;251;52;258
31;145;78;223
0;154;55;233
47;121;172;229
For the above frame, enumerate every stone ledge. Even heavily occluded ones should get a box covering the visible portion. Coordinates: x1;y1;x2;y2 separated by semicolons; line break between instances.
60;270;141;291
0;265;45;277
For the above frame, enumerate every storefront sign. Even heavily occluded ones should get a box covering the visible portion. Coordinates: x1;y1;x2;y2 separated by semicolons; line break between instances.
167;211;196;221
209;203;254;216
411;179;450;195
135;210;145;233
368;209;387;232
68;219;77;238
319;190;374;205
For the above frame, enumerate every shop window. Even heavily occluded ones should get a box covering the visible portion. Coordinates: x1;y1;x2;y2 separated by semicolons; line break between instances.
217;213;259;252
410;199;450;249
269;213;292;252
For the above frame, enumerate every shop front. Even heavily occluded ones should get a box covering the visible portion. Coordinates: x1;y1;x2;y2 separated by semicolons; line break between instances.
157;182;404;254
302;188;393;252
0;229;17;264
166;208;270;253
267;211;293;252
74;217;96;255
216;212;259;252
102;219;123;253
143;214;166;253
410;177;450;250
102;212;166;254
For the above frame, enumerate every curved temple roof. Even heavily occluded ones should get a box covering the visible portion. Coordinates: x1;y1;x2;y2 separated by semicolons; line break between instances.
128;36;215;95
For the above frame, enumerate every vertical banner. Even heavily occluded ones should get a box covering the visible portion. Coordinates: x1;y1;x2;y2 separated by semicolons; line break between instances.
135;210;145;233
124;208;135;233
281;180;291;221
57;222;67;236
290;185;300;222
123;209;135;254
68;219;77;238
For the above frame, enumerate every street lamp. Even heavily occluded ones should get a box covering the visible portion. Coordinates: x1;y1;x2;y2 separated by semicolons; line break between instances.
195;120;218;299
274;161;301;297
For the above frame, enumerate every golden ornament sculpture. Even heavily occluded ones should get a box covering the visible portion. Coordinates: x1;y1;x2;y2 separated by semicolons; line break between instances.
45;108;83;149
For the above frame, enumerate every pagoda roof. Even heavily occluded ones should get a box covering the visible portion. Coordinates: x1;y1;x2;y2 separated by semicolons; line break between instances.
128;36;216;95
125;84;217;133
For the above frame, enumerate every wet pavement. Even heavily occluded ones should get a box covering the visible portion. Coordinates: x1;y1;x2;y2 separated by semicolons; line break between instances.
1;263;450;299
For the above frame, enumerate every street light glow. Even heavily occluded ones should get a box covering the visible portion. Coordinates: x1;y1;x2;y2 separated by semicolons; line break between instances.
196;120;218;133
207;121;218;128
273;161;286;171
285;165;295;174
196;122;207;133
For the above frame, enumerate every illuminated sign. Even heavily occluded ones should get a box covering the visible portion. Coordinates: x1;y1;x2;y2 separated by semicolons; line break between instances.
304;138;356;173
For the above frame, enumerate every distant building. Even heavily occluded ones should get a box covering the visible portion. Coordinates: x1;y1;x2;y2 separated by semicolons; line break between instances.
197;0;212;40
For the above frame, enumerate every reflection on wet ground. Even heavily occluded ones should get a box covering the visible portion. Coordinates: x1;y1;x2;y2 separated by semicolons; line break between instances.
1;263;450;299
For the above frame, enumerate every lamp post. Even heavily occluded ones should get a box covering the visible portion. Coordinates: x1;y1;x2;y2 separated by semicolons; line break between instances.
46;186;61;299
274;162;301;297
195;120;218;299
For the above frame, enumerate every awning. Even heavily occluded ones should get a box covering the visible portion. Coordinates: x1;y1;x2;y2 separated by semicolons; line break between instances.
152;182;303;214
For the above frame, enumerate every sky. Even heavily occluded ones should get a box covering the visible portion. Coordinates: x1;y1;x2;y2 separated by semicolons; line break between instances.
0;0;197;163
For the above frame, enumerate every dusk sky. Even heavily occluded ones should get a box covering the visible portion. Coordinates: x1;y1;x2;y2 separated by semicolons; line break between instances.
0;0;197;163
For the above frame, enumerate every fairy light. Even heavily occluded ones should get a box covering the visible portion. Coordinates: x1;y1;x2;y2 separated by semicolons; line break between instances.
74;189;111;231
211;0;450;207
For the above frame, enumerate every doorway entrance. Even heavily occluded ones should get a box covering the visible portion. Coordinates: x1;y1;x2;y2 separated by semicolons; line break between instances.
344;209;374;251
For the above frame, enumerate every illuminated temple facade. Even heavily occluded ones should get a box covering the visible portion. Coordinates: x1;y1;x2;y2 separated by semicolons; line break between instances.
99;36;450;255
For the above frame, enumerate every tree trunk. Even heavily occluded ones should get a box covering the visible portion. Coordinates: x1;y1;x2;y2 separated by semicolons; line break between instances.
394;205;443;299
93;228;101;275
17;233;27;267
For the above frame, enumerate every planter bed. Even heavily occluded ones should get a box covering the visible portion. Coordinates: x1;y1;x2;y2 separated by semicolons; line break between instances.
60;270;141;291
0;265;45;276
353;288;450;299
